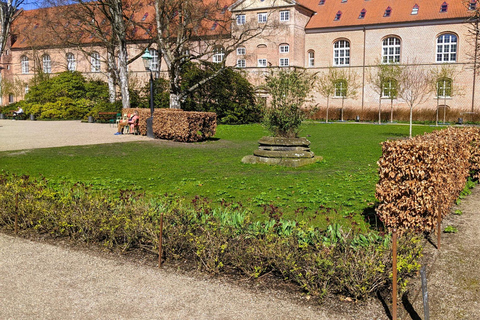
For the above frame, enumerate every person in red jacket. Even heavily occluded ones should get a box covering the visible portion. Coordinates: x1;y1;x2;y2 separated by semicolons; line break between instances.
115;111;139;135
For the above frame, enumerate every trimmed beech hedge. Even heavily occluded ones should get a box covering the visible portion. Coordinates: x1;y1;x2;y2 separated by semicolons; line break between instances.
376;127;480;235
125;108;217;142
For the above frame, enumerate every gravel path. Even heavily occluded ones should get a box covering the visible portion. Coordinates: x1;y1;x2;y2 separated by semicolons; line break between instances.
0;120;148;152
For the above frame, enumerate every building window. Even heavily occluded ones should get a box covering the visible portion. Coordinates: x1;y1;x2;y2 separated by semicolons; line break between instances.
382;37;401;64
333;40;350;66
384;6;392;17
43;54;51;73
469;0;476;10
21;56;29;74
9;94;14;104
91;52;100;72
149;49;159;71
258;59;267;67
318;0;325;4
334;11;342;21
280;10;290;21
440;2;448;12
237;47;246;55
25;84;29;94
411;4;419;15
67;53;76;71
436;33;457;62
258;13;267;23
279;44;289;53
236;14;246;25
359;9;366;19
279;58;289;67
308;51;315;67
334;79;347;98
382;79;398;98
213;47;225;63
437;78;452;97
237;59;246;68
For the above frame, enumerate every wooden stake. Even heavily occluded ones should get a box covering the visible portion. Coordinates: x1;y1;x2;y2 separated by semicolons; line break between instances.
392;229;398;320
15;193;18;235
158;212;164;268
437;210;441;250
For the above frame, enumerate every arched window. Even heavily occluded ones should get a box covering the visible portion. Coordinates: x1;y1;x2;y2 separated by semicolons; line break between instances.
436;33;457;63
149;49;159;71
333;40;350;66
66;53;76;71
91;52;100;72
334;79;347;97
382;37;401;64
307;50;315;67
43;54;51;73
437;77;452;98
21;56;29;74
212;46;225;63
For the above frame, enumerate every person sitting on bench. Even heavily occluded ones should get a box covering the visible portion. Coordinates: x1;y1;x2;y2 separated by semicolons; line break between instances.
13;107;24;119
115;111;139;135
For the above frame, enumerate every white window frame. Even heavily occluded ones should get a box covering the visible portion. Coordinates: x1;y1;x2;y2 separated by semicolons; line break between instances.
436;33;457;63
91;52;101;72
333;40;350;66
43;55;51;73
436;78;452;98
237;47;246;55
258;59;267;67
67;53;76;71
334;80;347;98
236;59;246;68
382;37;401;64
279;44;289;53
308;51;315;67
279;58;289;67
21;56;29;74
280;10;290;22
213;47;225;63
382;79;397;98
258;12;267;23
236;14;246;25
149;49;159;71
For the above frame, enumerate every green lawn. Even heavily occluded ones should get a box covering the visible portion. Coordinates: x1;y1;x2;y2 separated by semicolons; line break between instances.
0;122;438;230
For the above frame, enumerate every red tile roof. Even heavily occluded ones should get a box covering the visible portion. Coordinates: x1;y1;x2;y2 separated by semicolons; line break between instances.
300;0;473;30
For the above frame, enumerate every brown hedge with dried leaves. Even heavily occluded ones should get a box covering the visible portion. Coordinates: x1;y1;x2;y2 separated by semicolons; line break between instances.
376;127;480;235
125;108;217;142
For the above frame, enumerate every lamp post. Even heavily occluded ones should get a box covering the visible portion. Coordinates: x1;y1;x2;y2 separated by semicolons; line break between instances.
142;48;155;138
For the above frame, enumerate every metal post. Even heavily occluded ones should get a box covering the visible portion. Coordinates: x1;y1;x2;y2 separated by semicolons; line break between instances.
420;266;430;320
146;70;155;138
437;210;441;249
392;229;398;320
158;212;164;268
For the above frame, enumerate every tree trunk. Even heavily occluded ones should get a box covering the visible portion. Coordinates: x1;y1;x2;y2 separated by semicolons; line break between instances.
118;41;130;109
326;96;329;123
409;107;413;138
107;51;117;103
378;96;382;124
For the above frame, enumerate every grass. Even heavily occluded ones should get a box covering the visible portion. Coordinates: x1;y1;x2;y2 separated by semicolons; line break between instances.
0;122;438;231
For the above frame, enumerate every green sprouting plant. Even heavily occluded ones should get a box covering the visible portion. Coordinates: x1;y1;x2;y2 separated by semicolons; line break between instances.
444;225;458;233
454;209;463;215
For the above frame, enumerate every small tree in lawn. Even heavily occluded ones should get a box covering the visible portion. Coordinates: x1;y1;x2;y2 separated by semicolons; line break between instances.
368;62;401;123
263;68;315;138
398;63;434;138
316;68;336;123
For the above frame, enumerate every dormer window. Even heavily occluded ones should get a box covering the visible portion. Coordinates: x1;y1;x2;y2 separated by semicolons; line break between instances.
341;0;347;3
384;7;392;17
141;13;148;21
358;9;366;19
469;0;477;10
221;5;228;14
211;21;218;30
318;0;325;4
411;4;419;15
440;2;448;12
334;11;342;21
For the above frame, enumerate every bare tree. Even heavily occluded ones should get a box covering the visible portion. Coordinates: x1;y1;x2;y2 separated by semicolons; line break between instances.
316;68;335;123
0;0;24;57
398;63;433;138
368;62;400;124
430;64;462;125
154;0;277;109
